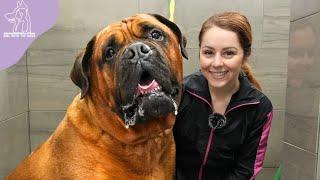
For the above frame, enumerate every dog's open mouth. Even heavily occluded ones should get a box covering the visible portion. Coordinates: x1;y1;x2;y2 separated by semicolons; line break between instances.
121;71;178;128
137;71;161;95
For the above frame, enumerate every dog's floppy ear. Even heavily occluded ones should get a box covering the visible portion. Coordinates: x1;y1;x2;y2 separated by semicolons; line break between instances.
150;14;188;60
70;36;96;99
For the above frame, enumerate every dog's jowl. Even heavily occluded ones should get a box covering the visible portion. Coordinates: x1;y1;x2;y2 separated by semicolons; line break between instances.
6;14;187;180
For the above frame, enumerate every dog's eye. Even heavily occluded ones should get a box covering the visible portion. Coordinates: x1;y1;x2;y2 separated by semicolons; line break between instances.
105;47;116;59
150;29;163;41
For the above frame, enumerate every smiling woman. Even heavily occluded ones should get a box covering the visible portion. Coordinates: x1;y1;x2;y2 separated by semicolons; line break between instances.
174;12;273;180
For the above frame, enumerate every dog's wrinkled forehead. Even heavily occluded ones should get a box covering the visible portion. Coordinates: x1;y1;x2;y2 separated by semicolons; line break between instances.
95;14;176;47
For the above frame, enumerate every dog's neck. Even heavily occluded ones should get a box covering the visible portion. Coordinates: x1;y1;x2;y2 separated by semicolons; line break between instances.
97;126;174;175
65;94;175;174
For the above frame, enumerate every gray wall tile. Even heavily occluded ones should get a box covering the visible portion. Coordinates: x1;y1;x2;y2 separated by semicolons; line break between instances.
30;111;65;150
291;0;320;21
256;168;277;180
284;12;320;153
288;12;320;91
174;0;263;49
29;0;139;50
284;96;319;153
28;49;80;111
0;113;29;178
0;55;28;121
257;74;286;112
263;0;290;48
250;49;288;110
282;142;317;180
250;49;288;77
139;0;169;17
28;28;97;51
183;48;199;76
263;110;284;167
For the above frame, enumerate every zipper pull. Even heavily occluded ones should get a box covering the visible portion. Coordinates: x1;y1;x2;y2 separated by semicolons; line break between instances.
208;112;227;129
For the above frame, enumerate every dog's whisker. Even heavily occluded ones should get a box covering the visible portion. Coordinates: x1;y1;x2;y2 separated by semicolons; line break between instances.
169;95;178;115
124;111;137;128
122;99;141;128
138;103;145;117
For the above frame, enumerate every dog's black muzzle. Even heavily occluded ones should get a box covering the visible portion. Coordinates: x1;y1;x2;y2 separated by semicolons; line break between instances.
116;42;178;128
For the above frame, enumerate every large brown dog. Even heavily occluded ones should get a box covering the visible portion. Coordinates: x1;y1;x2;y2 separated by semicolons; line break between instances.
6;14;188;180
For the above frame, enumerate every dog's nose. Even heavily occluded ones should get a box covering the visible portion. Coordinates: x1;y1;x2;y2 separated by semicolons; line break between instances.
123;42;151;60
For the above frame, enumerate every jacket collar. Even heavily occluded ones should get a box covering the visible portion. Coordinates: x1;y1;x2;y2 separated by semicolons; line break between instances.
184;71;260;110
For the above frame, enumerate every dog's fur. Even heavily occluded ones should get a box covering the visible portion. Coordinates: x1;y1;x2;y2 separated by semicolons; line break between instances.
6;14;187;180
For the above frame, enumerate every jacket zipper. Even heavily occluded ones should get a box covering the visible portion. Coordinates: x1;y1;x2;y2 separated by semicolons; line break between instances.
186;90;260;180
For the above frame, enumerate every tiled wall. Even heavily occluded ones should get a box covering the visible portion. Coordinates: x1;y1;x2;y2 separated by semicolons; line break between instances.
0;55;29;179
283;0;320;179
0;0;290;179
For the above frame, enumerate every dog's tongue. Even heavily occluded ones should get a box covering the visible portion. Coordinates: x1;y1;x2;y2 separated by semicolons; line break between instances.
137;80;159;94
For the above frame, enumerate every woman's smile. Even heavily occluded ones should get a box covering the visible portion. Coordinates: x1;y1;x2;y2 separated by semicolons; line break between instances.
210;70;229;80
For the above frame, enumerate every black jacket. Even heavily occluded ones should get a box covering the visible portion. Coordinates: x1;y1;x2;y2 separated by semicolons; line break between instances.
174;71;273;180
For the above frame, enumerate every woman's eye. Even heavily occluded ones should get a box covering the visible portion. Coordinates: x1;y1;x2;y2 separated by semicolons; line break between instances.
106;48;116;59
203;50;214;55
150;29;164;41
223;51;235;58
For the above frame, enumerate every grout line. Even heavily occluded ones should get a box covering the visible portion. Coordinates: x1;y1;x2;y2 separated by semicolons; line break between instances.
283;141;317;155
315;101;320;179
26;50;32;154
0;112;27;125
262;166;280;169
29;110;67;112
28;48;81;52
185;48;288;50
261;0;264;49
291;11;320;22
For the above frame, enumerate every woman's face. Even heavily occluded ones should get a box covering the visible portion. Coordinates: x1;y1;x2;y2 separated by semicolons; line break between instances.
200;26;246;90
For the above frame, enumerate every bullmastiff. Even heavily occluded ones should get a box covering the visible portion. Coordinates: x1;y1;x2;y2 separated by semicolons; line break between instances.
7;13;188;180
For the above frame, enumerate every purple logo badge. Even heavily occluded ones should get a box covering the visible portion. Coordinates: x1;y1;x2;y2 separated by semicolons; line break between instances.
0;0;58;70
3;0;35;38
